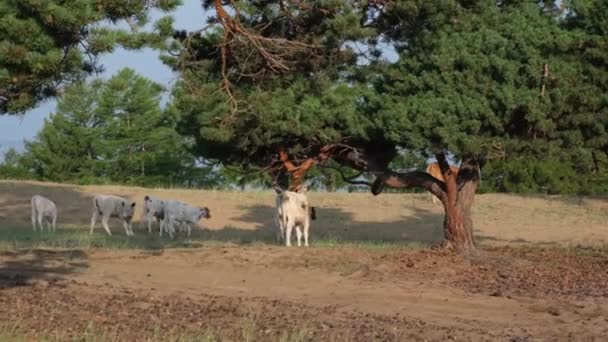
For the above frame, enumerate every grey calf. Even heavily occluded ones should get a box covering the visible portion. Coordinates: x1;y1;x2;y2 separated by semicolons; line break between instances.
31;195;57;232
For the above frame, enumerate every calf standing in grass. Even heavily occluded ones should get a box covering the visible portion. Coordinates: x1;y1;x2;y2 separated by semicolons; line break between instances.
275;187;316;247
31;195;57;232
160;201;211;238
90;195;136;236
142;195;166;233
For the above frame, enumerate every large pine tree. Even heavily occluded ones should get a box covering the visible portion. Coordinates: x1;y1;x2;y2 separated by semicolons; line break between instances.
161;0;608;251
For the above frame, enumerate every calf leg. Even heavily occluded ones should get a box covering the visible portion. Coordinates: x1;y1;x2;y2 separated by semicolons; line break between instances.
159;220;164;237
147;216;153;234
275;215;285;244
31;207;37;231
51;213;57;232
166;218;176;239
37;211;45;232
101;215;112;236
303;220;310;247
295;225;303;247
90;211;98;234
122;221;132;236
285;222;293;247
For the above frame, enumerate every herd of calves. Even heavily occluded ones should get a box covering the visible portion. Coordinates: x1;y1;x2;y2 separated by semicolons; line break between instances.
29;187;316;247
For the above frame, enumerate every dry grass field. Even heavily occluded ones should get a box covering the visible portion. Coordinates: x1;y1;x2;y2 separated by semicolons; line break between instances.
0;180;607;341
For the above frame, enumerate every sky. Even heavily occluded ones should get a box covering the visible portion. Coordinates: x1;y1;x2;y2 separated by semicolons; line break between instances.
0;1;209;155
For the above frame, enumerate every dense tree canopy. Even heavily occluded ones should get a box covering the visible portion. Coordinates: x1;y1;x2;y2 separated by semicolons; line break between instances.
164;1;605;169
159;0;607;250
0;0;181;114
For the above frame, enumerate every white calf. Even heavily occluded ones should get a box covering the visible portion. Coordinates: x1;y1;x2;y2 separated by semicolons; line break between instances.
31;195;57;232
90;195;136;236
160;201;211;238
274;187;315;247
142;195;166;233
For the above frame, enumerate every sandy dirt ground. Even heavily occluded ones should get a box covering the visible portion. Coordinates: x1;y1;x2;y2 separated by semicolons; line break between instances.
0;181;607;341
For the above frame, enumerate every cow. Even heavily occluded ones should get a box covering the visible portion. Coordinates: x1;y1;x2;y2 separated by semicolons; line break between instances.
142;195;166;233
160;201;211;238
425;162;460;204
31;195;58;232
274;186;315;247
90;195;136;236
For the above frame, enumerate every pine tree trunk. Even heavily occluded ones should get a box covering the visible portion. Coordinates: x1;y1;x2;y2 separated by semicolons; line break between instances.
440;157;478;252
442;181;476;252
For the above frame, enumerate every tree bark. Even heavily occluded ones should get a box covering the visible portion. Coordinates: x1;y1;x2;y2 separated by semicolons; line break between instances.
433;153;474;251
278;148;316;191
277;146;333;191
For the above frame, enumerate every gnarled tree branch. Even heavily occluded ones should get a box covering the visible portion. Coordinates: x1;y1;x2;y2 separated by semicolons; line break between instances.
371;170;447;201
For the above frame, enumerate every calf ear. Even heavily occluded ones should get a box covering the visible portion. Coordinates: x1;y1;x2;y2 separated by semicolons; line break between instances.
273;185;283;195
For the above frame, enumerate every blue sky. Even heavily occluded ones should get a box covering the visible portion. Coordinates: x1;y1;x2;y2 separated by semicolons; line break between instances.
0;1;208;154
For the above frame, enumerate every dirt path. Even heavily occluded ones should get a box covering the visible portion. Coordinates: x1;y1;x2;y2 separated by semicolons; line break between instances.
1;246;607;341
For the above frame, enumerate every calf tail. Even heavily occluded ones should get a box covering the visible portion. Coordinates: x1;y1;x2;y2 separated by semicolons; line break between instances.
94;197;101;215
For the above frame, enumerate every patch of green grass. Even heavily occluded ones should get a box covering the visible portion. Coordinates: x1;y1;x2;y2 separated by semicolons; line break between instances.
0;226;211;251
311;232;429;250
0;225;429;252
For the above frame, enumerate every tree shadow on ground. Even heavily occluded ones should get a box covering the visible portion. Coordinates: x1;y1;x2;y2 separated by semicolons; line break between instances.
0;249;88;288
0;181;102;228
202;204;445;246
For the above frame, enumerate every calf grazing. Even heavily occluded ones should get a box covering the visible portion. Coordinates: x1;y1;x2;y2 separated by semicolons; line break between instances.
274;187;315;247
142;195;166;233
31;195;58;232
90;195;136;236
425;163;460;204
160;201;211;238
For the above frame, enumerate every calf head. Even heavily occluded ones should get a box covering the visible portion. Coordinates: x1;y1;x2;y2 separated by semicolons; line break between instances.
121;201;137;222
143;195;151;213
198;207;211;219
